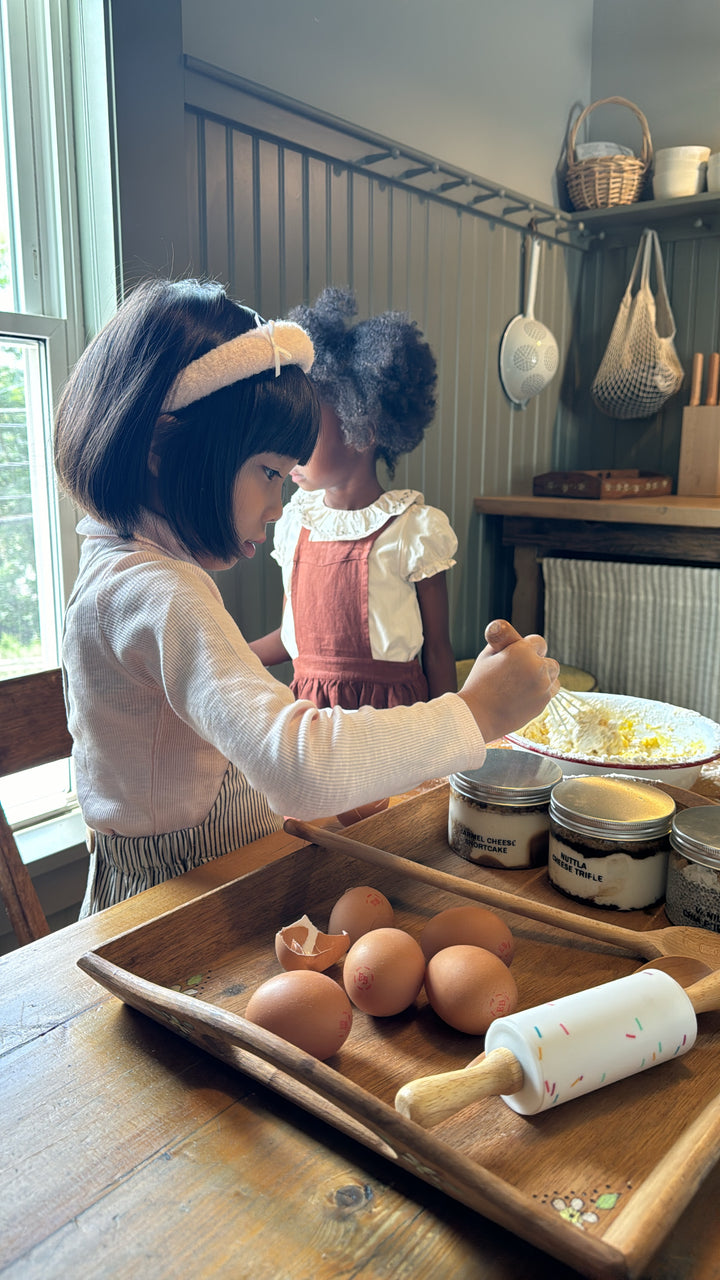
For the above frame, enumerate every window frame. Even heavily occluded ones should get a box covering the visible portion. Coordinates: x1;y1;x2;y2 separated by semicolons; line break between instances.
0;0;117;834
0;308;81;611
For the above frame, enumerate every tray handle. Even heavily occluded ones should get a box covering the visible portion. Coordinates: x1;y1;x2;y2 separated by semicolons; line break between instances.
76;949;631;1276
74;946;698;1279
78;950;409;1158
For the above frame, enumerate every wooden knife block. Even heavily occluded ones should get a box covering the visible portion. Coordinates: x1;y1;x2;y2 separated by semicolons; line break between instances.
677;406;720;496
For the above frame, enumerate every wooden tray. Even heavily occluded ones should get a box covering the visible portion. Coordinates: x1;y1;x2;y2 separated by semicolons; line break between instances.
78;783;720;1280
532;470;672;500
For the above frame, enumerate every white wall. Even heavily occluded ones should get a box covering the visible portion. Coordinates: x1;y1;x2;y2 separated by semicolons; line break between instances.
590;0;720;156
181;0;593;206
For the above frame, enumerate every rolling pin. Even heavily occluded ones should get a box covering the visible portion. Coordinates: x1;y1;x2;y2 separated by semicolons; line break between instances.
690;352;704;406
395;967;720;1127
705;352;720;406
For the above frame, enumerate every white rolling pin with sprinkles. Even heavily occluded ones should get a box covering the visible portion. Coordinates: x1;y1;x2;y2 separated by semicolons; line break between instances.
395;967;720;1128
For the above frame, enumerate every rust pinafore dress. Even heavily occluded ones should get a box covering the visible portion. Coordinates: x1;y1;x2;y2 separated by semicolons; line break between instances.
289;521;429;710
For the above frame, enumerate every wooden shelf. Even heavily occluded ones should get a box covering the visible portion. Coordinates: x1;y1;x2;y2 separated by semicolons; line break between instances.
475;493;720;634
567;192;720;243
475;494;720;528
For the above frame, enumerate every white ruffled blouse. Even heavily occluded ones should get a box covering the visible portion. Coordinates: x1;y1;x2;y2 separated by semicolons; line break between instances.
271;489;457;662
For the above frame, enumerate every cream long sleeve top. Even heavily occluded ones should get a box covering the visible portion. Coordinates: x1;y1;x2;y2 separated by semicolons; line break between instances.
62;513;486;837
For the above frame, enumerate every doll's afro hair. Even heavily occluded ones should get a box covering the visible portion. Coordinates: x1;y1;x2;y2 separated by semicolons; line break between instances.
288;287;437;474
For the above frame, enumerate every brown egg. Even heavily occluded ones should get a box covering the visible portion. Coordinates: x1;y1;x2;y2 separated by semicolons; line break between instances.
420;905;515;966
244;970;353;1060
275;913;350;972
424;944;518;1034
327;885;394;944
343;927;426;1017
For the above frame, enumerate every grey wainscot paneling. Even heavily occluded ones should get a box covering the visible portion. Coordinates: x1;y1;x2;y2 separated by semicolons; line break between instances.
182;60;584;667
557;214;720;480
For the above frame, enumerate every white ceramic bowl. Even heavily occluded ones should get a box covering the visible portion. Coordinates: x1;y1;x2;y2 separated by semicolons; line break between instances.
653;158;707;174
506;692;720;789
653;168;706;199
654;145;711;164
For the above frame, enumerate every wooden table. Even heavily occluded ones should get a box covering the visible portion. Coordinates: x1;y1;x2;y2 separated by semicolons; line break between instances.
3;774;720;1280
474;494;720;634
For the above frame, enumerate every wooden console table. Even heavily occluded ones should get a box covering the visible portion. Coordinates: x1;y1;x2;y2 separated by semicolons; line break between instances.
475;494;720;634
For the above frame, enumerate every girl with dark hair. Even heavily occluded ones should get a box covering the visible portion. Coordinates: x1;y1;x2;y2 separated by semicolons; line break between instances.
251;288;457;709
55;277;559;913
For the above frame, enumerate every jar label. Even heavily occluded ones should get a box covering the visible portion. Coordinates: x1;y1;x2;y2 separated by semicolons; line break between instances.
548;834;668;910
665;851;720;932
448;804;549;869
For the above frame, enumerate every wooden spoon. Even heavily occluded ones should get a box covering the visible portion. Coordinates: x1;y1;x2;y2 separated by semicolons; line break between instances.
637;956;712;986
395;967;720;1128
283;818;720;968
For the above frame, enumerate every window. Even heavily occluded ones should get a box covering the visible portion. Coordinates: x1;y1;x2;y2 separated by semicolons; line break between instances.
0;0;115;827
0;325;66;681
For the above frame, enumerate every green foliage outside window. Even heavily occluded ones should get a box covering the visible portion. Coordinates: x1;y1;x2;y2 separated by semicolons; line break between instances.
0;353;39;667
0;221;41;671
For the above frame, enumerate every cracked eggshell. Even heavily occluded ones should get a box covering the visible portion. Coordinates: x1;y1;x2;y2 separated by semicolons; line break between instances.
275;913;350;972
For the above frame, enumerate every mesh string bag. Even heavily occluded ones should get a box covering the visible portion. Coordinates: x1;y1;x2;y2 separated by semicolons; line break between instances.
591;228;684;419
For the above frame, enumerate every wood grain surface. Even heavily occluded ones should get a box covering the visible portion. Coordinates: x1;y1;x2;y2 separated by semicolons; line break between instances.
474;494;720;528
4;782;720;1280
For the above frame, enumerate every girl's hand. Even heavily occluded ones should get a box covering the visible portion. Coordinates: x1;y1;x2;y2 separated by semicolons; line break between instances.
457;619;560;744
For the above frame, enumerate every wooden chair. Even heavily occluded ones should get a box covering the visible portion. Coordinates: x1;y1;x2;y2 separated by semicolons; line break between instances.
0;668;73;946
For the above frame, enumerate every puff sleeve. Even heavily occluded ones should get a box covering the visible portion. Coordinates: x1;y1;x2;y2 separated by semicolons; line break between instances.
397;504;458;583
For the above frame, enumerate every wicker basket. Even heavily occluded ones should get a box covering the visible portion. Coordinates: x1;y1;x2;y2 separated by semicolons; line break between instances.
565;96;652;211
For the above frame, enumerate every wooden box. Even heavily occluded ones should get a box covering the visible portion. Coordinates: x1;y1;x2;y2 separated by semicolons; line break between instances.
677;407;720;497
78;783;720;1280
533;470;673;499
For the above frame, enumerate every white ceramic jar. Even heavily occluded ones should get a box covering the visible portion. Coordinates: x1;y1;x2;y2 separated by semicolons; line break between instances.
548;775;675;910
448;749;563;870
653;145;710;199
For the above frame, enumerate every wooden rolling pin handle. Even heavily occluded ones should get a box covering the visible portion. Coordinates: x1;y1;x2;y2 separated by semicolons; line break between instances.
394;1046;523;1128
690;352;704;406
706;352;720;406
686;969;720;1015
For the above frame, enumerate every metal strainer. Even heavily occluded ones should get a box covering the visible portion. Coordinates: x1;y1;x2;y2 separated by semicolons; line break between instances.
499;235;559;408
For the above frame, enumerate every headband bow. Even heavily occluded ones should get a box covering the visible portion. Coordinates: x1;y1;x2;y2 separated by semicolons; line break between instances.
162;317;314;413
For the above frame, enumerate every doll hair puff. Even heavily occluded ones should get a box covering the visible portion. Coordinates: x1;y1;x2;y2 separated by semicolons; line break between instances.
289;287;437;474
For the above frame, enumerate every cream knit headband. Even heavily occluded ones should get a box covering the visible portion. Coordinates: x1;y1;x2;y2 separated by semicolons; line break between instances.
162;317;315;413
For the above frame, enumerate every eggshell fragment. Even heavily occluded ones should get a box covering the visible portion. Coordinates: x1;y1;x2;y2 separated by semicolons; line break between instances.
328;885;394;944
244;970;353;1060
424;944;518;1034
275;913;350;972
420;905;515;965
343;927;426;1017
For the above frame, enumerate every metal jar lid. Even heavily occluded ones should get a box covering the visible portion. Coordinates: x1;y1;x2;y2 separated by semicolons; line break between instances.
450;748;563;807
670;806;720;869
549;775;675;841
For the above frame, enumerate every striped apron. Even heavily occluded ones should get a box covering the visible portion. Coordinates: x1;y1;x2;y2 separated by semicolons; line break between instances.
80;762;280;916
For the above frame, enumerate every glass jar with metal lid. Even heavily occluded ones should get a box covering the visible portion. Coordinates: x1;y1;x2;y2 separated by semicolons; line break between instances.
548;775;675;910
448;748;563;869
665;805;720;932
